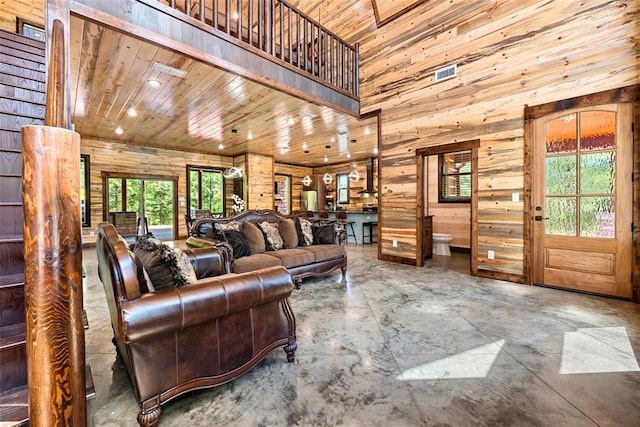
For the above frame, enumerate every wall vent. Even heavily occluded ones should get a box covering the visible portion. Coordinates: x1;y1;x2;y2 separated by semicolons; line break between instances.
434;64;457;82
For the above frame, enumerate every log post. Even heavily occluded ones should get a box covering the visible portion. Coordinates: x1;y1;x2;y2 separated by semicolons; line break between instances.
22;125;85;426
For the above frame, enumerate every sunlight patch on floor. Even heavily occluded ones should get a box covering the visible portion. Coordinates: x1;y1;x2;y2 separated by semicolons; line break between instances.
559;327;639;374
397;340;504;380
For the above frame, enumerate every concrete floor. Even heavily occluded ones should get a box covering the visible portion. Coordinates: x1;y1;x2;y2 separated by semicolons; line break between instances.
83;244;640;426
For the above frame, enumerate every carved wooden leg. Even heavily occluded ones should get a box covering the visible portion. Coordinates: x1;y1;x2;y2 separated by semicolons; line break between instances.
341;266;347;276
137;406;161;427
284;342;298;362
294;278;302;289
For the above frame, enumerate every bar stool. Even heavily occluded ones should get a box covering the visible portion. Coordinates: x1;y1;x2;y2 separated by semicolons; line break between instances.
317;210;334;225
362;221;378;244
335;211;357;244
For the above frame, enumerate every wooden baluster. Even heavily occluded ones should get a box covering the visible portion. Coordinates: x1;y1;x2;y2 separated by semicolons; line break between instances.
26;12;86;425
199;0;205;22
248;0;253;46
295;12;300;68
225;0;231;34
303;17;307;71
279;3;284;59
354;43;359;96
238;0;243;40
185;0;190;16
270;0;275;55
213;0;218;29
287;7;292;64
258;0;263;50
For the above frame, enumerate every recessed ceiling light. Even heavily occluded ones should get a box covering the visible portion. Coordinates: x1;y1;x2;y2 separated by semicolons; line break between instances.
302;142;308;150
330;137;335;143
218;143;224;150
373;147;379;154
324;155;328;162
147;79;161;87
346;153;351;158
127;109;138;117
115;127;123;135
364;127;371;135
232;12;239;20
247;131;253;140
288;118;295;125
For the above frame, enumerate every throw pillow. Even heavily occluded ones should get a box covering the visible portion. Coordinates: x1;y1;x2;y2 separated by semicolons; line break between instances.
131;236;197;290
313;224;335;245
297;217;314;246
242;221;266;254
212;220;240;240
221;229;250;259
258;221;284;251
279;217;299;248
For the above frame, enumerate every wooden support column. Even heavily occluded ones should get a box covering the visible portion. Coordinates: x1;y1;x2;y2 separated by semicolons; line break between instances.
22;0;86;424
22;126;85;426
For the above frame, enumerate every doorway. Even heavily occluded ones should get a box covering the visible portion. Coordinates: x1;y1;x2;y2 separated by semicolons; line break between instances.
103;172;178;240
416;140;479;272
530;104;633;298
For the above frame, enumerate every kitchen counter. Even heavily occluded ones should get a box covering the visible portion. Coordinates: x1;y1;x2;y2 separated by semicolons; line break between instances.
322;211;378;244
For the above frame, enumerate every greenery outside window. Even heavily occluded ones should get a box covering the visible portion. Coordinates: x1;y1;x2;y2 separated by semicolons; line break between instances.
80;154;90;227
439;150;472;203
187;165;225;216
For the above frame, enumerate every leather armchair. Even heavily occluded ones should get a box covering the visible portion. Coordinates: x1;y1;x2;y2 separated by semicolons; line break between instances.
96;223;297;426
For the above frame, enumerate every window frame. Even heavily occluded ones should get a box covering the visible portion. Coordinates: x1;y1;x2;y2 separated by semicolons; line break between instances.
80;154;90;227
16;17;45;41
186;165;226;216
438;150;472;203
336;173;349;204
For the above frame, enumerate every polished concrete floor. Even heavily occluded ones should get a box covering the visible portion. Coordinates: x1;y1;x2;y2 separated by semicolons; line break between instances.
84;245;640;426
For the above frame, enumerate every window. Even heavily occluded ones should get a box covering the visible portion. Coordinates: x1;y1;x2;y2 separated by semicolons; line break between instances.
337;173;349;204
187;165;225;216
274;174;291;214
16;18;45;42
80;155;90;227
439;150;472;202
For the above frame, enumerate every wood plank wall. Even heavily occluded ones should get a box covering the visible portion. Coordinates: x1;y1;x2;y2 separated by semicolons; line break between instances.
0;0;44;33
291;0;640;276
426;156;470;249
80;138;233;242
244;152;274;210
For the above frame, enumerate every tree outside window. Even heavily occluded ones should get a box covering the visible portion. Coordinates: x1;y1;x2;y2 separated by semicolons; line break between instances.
187;166;225;215
439;150;472;202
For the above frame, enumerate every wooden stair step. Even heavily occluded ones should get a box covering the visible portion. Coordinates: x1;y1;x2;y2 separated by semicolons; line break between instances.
0;365;96;426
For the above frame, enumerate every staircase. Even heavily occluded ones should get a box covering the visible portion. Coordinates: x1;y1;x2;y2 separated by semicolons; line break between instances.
0;29;45;425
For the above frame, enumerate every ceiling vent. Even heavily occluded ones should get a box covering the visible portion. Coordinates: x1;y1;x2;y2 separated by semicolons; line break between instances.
151;62;187;78
434;64;457;82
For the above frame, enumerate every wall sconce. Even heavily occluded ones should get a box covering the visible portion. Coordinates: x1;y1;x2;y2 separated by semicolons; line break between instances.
302;175;312;186
322;173;333;185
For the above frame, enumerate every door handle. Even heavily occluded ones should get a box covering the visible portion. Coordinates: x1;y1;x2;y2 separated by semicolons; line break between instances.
534;215;549;221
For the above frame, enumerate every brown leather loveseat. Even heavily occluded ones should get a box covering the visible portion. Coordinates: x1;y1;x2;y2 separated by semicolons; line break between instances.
96;223;297;426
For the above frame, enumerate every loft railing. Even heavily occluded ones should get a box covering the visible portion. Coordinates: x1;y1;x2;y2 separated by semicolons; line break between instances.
159;0;359;98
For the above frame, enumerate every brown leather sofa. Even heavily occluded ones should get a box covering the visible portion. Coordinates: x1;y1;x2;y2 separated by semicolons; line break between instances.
96;223;297;426
190;209;347;288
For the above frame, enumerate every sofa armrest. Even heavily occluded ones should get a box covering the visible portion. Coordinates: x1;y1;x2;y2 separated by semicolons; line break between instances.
183;243;232;278
118;266;293;343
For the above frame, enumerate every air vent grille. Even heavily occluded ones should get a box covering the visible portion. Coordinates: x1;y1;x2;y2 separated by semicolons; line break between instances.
435;64;457;82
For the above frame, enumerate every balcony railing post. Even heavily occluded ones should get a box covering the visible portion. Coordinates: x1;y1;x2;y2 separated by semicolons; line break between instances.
354;42;359;96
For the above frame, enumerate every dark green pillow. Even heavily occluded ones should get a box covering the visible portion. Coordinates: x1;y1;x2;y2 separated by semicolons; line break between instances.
313;224;335;245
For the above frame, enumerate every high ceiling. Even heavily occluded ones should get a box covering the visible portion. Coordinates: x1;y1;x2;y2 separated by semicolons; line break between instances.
69;15;378;167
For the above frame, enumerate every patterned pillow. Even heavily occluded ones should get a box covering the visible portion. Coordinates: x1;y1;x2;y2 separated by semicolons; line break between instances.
297;217;314;246
258;221;284;251
213;220;240;239
131;236;197;290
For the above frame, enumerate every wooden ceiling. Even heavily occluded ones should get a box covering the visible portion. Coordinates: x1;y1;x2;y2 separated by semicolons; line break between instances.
69;15;377;167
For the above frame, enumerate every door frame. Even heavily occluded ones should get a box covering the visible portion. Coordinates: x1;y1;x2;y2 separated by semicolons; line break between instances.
416;140;479;273
523;85;640;303
101;171;179;240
